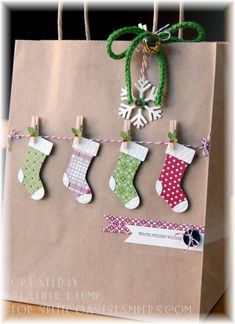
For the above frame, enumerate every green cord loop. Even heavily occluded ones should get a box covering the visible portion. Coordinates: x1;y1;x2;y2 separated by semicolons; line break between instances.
106;21;205;105
163;21;206;43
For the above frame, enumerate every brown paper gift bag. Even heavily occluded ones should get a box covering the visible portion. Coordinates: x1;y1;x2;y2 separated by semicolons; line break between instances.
3;8;228;321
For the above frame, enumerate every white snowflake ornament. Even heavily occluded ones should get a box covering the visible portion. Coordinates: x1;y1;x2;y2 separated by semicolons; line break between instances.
119;79;162;129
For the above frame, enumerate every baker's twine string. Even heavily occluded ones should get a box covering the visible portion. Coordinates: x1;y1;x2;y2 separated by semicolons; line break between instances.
137;23;170;82
7;130;210;156
201;137;211;156
139;51;149;82
136;24;149;82
106;21;205;106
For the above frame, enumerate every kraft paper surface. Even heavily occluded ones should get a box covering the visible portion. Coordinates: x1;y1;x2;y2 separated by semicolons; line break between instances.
3;41;228;320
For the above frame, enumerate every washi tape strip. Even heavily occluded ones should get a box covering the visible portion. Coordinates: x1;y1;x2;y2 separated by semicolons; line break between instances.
103;215;205;251
103;214;205;234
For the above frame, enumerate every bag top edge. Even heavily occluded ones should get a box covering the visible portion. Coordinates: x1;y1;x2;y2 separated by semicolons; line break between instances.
14;40;229;45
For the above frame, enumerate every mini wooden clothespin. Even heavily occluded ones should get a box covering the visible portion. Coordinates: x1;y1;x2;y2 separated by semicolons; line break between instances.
169;120;177;150
73;116;83;145
30;116;39;144
121;120;131;150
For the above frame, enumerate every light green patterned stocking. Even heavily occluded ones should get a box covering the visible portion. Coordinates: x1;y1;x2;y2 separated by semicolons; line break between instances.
109;141;148;209
18;136;53;200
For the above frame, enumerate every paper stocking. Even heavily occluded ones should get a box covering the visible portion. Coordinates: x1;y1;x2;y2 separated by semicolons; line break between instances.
156;143;195;213
63;137;100;204
18;136;53;200
109;142;148;209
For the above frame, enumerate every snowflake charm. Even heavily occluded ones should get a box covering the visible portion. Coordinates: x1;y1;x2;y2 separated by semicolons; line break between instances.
119;79;162;129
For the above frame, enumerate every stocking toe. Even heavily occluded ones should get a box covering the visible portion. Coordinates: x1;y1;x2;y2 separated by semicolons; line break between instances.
76;193;92;204
125;196;140;209
31;187;45;200
172;199;188;213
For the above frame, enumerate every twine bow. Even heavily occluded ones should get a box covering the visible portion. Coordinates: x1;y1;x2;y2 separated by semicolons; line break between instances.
183;228;201;249
106;21;205;106
201;137;211;156
175;226;201;252
6;129;20;150
7;129;17;146
8;129;17;141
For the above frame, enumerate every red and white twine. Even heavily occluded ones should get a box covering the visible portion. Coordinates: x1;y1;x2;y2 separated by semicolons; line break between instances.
7;130;211;156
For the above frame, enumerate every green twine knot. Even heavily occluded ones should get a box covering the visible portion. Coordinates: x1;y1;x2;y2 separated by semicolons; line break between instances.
106;21;205;106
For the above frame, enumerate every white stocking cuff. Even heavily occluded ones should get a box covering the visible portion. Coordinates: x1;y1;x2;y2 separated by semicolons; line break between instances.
73;137;100;156
166;143;195;164
29;136;53;156
120;141;148;161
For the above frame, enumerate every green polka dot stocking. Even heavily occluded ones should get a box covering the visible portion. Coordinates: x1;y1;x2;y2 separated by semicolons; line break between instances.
109;142;148;209
18;136;53;200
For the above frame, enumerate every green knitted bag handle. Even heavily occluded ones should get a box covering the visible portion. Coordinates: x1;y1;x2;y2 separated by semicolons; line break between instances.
106;21;205;106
